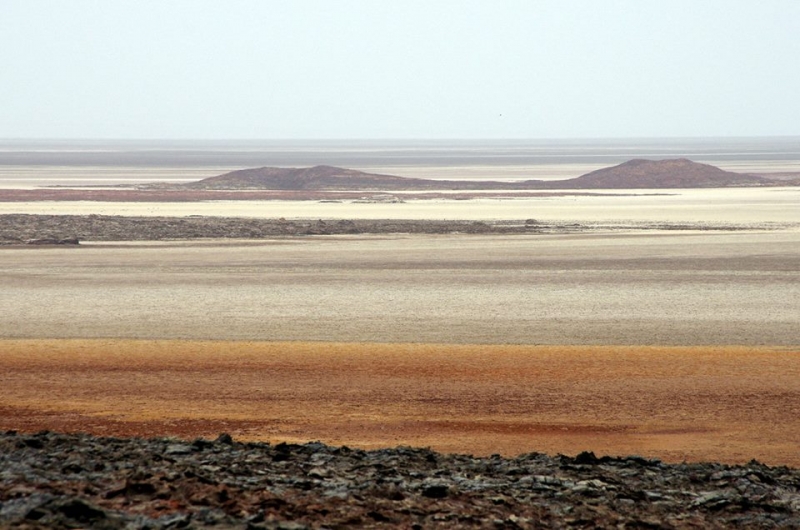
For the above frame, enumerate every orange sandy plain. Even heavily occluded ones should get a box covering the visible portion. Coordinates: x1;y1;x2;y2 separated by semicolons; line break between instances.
2;229;800;466
1;339;799;467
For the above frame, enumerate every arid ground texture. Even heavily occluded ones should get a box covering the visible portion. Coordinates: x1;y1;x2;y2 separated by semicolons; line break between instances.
1;340;799;467
2;142;800;474
2;228;799;467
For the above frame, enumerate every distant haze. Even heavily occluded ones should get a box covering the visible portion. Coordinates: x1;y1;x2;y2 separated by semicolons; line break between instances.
1;1;799;139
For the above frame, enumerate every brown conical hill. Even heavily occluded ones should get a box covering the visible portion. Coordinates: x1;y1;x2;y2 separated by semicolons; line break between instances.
185;165;438;191
561;158;772;189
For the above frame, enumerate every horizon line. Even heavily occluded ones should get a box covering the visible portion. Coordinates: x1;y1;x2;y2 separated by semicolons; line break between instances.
1;135;800;143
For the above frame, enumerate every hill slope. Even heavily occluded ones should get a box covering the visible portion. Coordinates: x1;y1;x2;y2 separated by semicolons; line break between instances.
184;165;439;191
185;159;781;191
561;158;773;189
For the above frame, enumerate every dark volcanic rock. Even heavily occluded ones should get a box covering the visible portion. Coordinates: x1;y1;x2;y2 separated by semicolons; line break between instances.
0;214;766;246
0;214;542;244
1;431;799;529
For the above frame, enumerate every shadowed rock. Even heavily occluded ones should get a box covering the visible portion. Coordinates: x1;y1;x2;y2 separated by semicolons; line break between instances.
1;431;799;529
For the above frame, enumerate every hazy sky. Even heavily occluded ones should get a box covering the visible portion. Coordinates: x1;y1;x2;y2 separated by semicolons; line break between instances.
1;1;799;139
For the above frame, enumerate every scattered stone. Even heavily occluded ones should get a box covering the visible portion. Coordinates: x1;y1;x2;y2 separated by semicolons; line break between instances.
573;450;600;465
164;443;194;455
214;433;233;445
1;431;798;528
421;482;450;499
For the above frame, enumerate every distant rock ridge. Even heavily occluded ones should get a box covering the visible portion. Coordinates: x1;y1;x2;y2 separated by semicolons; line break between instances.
185;159;783;191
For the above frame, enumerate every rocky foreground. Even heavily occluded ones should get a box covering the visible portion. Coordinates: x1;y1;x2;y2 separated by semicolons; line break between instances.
1;432;799;529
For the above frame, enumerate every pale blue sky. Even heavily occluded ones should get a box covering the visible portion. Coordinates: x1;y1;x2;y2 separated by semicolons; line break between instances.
1;1;798;139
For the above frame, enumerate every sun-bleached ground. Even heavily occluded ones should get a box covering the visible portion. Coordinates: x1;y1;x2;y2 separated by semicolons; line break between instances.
1;187;799;225
0;166;226;189
1;340;798;466
2;231;798;345
3;230;798;464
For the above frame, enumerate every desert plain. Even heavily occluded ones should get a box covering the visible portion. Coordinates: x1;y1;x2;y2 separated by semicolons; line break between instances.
2;227;800;467
1;140;799;468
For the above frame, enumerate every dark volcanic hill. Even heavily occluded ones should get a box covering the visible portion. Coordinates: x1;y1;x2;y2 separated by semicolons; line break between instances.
185;159;782;191
184;165;440;191
561;158;773;189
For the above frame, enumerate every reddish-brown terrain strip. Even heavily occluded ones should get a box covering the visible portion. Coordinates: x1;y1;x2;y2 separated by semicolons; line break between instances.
1;340;798;466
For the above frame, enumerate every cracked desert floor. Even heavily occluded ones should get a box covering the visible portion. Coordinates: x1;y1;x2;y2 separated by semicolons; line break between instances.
1;230;799;465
